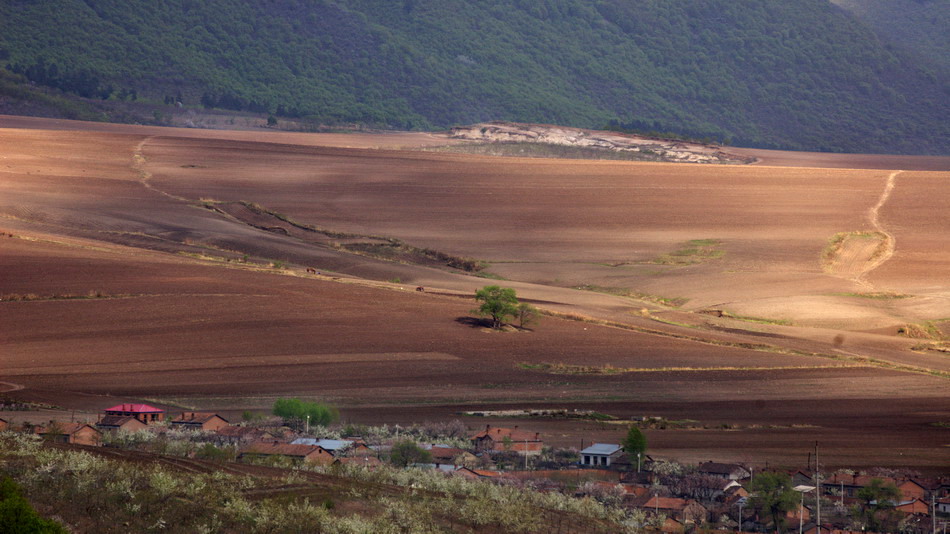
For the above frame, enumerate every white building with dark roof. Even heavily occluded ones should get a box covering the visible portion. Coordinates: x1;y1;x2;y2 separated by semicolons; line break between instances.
580;443;623;467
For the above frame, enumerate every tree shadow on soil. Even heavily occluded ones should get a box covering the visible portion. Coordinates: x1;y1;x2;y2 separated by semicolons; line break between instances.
455;316;493;328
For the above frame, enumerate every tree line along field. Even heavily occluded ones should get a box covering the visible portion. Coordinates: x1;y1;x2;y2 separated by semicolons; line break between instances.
0;116;948;471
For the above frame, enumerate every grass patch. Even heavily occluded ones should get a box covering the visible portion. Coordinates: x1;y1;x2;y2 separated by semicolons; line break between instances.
898;322;944;340
649;239;724;265
929;422;950;429
574;284;688;307
821;231;888;271
720;311;792;326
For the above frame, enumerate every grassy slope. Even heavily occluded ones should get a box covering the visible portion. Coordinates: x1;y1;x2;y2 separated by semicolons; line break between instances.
0;0;947;154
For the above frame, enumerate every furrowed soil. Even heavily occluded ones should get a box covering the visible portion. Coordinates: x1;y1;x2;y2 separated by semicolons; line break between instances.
1;116;948;472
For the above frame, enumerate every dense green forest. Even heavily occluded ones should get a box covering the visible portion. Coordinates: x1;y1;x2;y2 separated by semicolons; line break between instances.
831;0;950;73
1;0;947;154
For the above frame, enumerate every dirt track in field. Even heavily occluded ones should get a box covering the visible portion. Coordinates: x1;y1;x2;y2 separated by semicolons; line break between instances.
1;116;948;471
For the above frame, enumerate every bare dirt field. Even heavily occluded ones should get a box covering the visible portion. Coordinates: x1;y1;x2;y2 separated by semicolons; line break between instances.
1;116;948;472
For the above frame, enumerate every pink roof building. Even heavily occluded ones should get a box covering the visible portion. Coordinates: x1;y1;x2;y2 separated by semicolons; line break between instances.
104;403;165;424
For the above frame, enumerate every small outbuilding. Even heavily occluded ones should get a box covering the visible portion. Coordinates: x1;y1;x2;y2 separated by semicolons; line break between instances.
579;443;624;467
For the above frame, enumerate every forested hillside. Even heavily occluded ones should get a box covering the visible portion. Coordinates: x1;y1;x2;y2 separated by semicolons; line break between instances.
831;0;950;73
1;0;947;154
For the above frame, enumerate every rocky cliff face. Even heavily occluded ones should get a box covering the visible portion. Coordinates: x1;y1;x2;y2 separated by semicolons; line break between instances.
450;122;754;164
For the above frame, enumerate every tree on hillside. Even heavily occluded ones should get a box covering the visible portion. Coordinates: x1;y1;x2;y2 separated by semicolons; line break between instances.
622;426;647;459
748;472;798;533
473;285;519;329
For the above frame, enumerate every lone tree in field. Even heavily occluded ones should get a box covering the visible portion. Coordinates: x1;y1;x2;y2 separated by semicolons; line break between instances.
473;285;520;329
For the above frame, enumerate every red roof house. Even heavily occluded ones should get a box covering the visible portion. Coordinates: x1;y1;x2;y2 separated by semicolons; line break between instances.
0;417;8;431
95;415;148;432
895;499;930;515
104;403;165;424
470;425;543;456
170;412;230;432
36;422;101;446
639;496;708;523
238;441;334;465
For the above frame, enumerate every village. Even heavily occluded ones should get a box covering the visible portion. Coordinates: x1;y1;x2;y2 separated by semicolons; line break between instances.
2;402;948;533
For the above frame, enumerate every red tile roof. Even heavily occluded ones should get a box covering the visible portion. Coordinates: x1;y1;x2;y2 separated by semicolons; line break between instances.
642;496;689;511
105;403;164;413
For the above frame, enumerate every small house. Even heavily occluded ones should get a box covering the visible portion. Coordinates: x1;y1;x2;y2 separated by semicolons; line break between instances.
36;422;101;446
579;443;623;467
0;417;8;431
897;480;927;501
104;403;165;424
239;441;334;465
95;415;148;433
426;444;477;466
171;412;230;432
639;496;708;523
697;461;750;480
470;425;543;456
291;438;354;454
895;499;929;515
214;425;277;444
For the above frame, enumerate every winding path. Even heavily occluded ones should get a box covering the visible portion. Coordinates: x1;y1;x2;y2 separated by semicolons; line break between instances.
858;170;901;287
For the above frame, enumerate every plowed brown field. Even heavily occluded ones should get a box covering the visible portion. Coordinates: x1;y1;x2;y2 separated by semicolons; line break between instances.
1;116;948;472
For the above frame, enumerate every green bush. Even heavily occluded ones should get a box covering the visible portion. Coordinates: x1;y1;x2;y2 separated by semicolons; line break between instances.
272;398;339;427
0;475;67;534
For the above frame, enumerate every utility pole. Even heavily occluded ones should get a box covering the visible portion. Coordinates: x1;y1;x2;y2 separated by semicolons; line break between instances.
933;494;937;534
